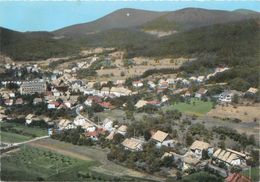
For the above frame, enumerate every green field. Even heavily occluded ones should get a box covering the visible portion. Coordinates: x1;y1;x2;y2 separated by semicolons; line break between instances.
1;131;32;143
0;122;47;143
165;98;213;116
1;145;154;181
1;145;98;181
242;167;260;182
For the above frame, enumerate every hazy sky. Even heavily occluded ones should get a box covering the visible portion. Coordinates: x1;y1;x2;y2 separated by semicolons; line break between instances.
0;1;259;32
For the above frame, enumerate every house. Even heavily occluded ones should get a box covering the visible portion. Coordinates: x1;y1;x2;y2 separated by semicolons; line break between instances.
117;125;128;136
4;99;13;106
158;81;169;89
161;95;169;104
166;78;175;85
122;138;144;151
189;140;213;159
147;100;160;107
135;100;148;109
195;88;208;99
106;131;116;140
82;122;96;132
84;96;102;106
83;88;96;95
197;76;205;83
102;118;114;132
246;87;258;95
225;173;252;182
218;91;233;103
100;87;110;97
58;119;75;130
20;81;46;95
212;148;248;167
33;98;43;105
151;130;175;148
183;154;201;171
110;87;132;97
15;98;24;105
9;92;15;98
48;101;60;109
85;128;105;141
25;114;34;124
132;81;143;88
98;102;114;110
147;81;156;89
173;88;188;95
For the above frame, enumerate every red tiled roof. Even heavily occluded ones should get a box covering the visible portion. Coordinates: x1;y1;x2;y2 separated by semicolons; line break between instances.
226;173;252;182
88;96;102;103
99;102;114;109
49;101;60;107
147;100;160;105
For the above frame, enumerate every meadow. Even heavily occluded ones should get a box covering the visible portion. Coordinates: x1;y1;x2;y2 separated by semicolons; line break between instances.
166;98;213;116
0;122;47;143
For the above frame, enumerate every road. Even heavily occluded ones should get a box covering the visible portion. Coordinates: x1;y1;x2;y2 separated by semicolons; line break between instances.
75;104;101;128
1;136;49;153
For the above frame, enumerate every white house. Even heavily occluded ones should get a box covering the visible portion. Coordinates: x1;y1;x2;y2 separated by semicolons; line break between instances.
132;81;143;88
151;130;175;148
102;118;114;132
218;91;233;103
212;148;248;167
189;140;213;159
25;114;34;124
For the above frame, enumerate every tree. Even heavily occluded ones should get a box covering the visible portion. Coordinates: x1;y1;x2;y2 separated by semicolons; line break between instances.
144;129;151;141
113;133;124;145
232;94;239;104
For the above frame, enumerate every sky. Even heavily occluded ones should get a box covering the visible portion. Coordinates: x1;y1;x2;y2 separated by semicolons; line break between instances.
0;1;259;32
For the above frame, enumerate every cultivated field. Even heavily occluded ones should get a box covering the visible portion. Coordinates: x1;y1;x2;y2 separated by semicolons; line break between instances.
1;145;97;181
27;138;162;181
207;104;260;122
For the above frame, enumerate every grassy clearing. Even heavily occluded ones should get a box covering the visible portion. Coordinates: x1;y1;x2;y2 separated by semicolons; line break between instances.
166;98;213;116
0;131;32;143
0;122;47;143
242;167;260;182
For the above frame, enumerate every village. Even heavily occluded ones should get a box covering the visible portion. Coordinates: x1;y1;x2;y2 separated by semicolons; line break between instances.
0;51;259;181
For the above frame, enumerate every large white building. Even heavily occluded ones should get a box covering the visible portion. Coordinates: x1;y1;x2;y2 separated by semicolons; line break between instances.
20;81;46;95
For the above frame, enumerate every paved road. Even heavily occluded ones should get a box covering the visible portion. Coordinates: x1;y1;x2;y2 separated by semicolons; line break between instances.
75;104;101;128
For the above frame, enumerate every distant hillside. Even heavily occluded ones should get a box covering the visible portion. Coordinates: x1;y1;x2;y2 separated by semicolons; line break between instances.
141;8;260;31
0;27;81;61
54;8;260;36
54;8;166;37
1;8;259;62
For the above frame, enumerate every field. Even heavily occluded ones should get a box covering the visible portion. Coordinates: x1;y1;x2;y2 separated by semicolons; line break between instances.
242;167;260;182
1;145;98;181
1;131;32;143
95;56;190;81
207;104;260;122
27;138;162;181
165;98;213;116
0;122;47;143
